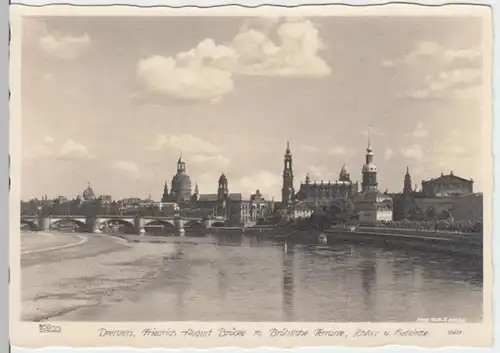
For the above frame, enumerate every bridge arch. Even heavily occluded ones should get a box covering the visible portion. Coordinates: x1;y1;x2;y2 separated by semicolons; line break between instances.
211;221;226;227
100;219;135;228
184;220;204;228
20;219;38;229
144;219;177;230
50;218;87;228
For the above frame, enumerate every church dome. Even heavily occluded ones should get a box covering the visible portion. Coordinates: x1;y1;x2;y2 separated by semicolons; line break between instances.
82;183;95;200
172;173;192;191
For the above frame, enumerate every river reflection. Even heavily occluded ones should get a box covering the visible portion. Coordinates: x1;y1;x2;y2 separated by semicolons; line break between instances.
139;234;482;322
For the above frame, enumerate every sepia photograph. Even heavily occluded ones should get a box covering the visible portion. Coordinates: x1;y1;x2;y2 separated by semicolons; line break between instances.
9;2;493;348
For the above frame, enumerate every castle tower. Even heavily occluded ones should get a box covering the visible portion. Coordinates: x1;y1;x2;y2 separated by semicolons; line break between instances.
161;181;169;202
218;173;229;200
281;141;295;206
217;173;229;219
403;166;413;194
361;127;378;193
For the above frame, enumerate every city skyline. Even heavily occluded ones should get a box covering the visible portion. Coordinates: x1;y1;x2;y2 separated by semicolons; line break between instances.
21;15;486;200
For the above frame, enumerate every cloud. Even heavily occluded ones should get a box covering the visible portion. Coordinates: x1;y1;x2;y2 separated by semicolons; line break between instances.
384;40;483;100
412;121;429;138
400;144;424;161
236;170;282;199
23;140;52;161
328;146;351;156
112;160;151;180
382;40;481;68
360;127;385;137
136;53;234;103
432;129;472;159
191;154;230;168
401;68;482;100
38;32;91;60
43;136;54;144
231;19;331;77
300;144;318;153
150;134;221;154
23;138;93;161
384;148;394;161
136;18;330;102
149;134;230;169
57;139;94;160
307;165;336;181
114;160;139;173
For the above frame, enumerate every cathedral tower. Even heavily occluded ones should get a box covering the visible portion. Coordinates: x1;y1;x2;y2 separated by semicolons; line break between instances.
282;141;295;206
217;173;230;219
361;127;378;193
218;173;229;200
403;166;412;194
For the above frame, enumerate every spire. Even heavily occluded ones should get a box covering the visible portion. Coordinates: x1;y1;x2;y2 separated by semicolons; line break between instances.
177;155;186;173
195;183;199;194
367;125;372;152
282;141;294;206
361;125;378;193
404;166;412;194
161;181;169;202
339;164;350;182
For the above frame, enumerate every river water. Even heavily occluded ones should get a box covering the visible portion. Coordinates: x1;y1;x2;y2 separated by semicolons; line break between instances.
21;230;483;322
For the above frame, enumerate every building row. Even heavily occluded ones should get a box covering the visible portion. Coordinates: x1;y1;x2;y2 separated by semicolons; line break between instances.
280;135;393;224
22;130;482;226
280;134;482;224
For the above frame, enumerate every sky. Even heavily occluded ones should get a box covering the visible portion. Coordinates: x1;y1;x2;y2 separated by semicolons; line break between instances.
20;13;488;201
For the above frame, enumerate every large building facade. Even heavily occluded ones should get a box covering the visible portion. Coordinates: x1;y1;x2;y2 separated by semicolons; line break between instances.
392;169;482;223
295;166;358;206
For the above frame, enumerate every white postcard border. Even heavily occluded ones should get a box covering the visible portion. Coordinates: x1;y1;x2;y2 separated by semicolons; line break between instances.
8;0;498;351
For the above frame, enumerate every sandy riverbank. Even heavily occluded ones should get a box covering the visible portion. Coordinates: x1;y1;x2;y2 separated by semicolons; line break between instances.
21;231;83;254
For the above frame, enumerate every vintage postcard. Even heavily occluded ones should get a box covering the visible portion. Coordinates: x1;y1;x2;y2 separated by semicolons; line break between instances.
9;2;493;348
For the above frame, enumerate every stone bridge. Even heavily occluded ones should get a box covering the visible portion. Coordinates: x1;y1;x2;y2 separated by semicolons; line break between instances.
20;215;228;235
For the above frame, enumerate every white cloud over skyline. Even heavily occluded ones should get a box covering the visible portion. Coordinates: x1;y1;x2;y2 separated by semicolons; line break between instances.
20;15;488;200
23;138;94;162
39;32;91;60
136;18;330;103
